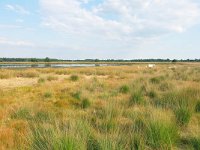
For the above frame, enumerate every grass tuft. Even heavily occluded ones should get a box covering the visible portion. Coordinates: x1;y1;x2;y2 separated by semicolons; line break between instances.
146;120;178;149
70;75;79;81
119;85;130;94
195;101;200;113
174;107;192;126
81;98;91;109
129;91;144;106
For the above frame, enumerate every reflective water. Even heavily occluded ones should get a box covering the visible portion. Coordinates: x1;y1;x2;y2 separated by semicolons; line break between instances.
0;63;118;69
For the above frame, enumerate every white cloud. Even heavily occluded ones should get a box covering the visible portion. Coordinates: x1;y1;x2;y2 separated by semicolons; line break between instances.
0;37;34;47
39;0;200;42
5;4;30;15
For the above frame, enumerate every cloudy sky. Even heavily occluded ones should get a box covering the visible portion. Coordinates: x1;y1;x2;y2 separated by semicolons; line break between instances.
0;0;200;59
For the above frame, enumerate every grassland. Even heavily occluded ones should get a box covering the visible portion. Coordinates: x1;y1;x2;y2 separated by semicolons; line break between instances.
0;63;200;150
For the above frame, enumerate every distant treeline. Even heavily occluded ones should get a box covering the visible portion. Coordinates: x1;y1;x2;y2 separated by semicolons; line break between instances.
0;58;200;62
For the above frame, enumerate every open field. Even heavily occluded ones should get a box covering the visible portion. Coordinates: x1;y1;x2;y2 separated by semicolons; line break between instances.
0;63;200;149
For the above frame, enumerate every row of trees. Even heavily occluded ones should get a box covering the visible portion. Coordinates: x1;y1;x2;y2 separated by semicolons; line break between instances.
0;58;200;62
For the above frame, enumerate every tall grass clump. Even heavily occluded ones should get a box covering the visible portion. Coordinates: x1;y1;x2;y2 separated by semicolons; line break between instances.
149;76;164;84
146;120;178;149
195;101;200;113
148;90;157;99
70;75;79;81
87;135;101;150
44;92;53;99
47;76;58;81
34;111;53;123
129;91;144;106
130;135;145;150
17;71;39;78
174;107;192;126
11;108;32;120
30;125;55;150
81;98;91;109
72;91;81;100
190;137;200;150
53;137;79;150
38;78;45;84
119;85;130;94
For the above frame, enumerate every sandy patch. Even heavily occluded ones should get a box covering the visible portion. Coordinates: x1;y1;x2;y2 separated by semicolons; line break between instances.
0;78;37;88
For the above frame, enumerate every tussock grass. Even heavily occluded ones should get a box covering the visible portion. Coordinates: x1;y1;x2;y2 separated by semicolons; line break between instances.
47;76;58;81
146;120;178;149
195;101;200;113
174;107;192;126
70;75;79;81
129;91;145;106
119;85;130;94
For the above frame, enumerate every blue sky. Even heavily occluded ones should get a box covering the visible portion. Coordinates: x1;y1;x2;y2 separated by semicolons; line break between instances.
0;0;200;59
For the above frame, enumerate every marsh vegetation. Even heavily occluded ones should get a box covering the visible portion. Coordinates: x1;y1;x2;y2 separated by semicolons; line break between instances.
0;63;200;149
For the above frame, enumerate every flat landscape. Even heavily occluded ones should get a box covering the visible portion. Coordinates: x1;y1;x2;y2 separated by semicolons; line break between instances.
0;63;200;150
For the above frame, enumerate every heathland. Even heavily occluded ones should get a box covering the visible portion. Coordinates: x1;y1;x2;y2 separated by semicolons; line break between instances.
0;63;200;150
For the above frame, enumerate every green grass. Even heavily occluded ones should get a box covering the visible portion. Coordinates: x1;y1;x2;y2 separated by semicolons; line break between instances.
44;92;53;98
129;91;144;106
119;85;130;94
70;75;79;81
195;101;200;113
11;108;32;120
146;120;178;149
174;107;192;126
81;98;91;109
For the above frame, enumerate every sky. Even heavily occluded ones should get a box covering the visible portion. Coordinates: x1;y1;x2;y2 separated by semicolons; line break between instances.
0;0;200;59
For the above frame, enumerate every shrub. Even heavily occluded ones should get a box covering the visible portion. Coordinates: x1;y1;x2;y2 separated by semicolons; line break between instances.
129;91;144;106
175;107;191;126
146;121;178;149
195;101;200;113
119;85;130;94
70;75;79;81
81;98;91;109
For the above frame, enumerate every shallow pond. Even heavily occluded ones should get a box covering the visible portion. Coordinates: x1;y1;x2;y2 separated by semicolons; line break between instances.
0;63;121;69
